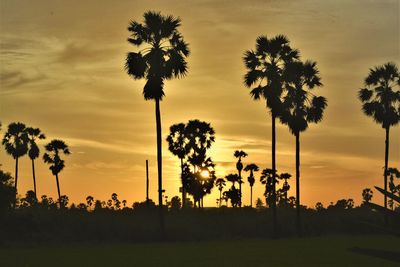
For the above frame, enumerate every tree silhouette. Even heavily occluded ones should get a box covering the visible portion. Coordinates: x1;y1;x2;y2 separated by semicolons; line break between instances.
2;122;28;195
86;195;94;210
244;163;259;207
362;188;373;205
279;60;327;236
386;167;400;210
166;123;188;208
125;11;190;233
278;172;291;205
260;168;278;207
234;150;247;207
358;62;400;210
243;35;299;235
43;139;70;208
215;178;226;207
0;169;15;213
25;127;46;199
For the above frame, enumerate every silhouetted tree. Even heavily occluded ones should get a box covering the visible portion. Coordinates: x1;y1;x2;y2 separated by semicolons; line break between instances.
260;168;278;207
277;172;291;205
255;198;264;209
387;167;400;210
358;62;400;210
315;202;324;212
86;195;94;210
43;139;70;208
169;196;181;211
215;178;226;207
234;150;247;207
224;187;241;207
125;11;190;234
280;60;327;236
59;195;69;209
244;163;259;207
2;122;28;195
244;35;299;235
362;188;373;205
25;127;46;199
0;169;15;214
20;190;38;208
166;123;188;208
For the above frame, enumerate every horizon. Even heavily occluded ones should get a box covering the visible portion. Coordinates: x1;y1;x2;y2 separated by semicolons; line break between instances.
1;0;399;208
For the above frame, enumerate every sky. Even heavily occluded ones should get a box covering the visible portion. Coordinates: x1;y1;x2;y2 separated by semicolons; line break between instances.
0;0;399;208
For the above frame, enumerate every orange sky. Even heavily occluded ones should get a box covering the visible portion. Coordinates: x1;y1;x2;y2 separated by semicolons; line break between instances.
0;0;399;208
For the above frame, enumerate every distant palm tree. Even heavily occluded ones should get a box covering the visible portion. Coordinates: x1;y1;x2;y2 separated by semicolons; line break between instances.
2;122;28;195
278;172;291;204
244;35;299;234
358;62;400;210
25;127;46;199
125;11;190;231
244;163;259;207
43;139;70;208
234;150;247;207
225;173;240;188
215;178;226;207
166;123;188;208
280;60;327;236
260;168;278;207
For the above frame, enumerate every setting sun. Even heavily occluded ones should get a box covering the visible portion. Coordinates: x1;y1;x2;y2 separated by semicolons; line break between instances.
200;170;210;179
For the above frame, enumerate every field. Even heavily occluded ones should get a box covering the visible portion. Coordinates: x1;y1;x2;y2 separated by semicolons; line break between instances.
1;235;399;267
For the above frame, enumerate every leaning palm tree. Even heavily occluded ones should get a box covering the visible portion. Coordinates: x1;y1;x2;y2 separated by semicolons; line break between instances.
215;178;226;207
125;11;190;232
166;123;188;208
43;139;70;208
2;122;28;195
358;62;400;210
234;150;247;207
243;35;299;235
280;60;327;236
25;127;46;198
244;163;259;207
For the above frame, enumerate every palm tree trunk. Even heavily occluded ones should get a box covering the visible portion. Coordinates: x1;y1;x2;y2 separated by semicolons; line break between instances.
384;126;390;222
239;170;242;207
32;159;37;199
55;173;61;208
250;186;253;208
155;99;165;238
219;189;222;207
180;158;185;209
295;132;302;237
14;157;19;192
271;113;277;237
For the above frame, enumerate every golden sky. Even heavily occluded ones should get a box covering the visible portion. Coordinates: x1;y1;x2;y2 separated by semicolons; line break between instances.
0;0;399;208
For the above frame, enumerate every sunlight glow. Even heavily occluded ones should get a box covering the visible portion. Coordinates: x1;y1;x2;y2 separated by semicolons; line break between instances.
200;170;210;178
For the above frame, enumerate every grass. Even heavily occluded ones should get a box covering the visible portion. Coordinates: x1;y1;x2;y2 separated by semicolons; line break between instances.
1;235;399;267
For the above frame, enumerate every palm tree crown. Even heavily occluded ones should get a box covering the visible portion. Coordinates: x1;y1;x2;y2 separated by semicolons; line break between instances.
25;127;46;160
125;11;190;100
280;60;327;134
2;122;28;159
358;62;400;129
244;163;259;186
43;140;70;176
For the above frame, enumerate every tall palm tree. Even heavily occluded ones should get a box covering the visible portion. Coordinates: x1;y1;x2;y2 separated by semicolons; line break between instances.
244;163;259;207
280;60;327;236
166;123;188;208
215;178;226;207
243;35;299;235
234;150;247;207
125;11;190;232
43;139;70;208
2;122;28;195
25;127;46;199
358;62;400;210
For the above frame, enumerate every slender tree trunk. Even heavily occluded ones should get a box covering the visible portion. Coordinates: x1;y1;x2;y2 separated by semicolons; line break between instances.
250;186;253;208
155;99;165;238
180;158;185;209
384;126;390;222
15;157;19;192
146;159;149;206
219;189;222;207
295;132;302;237
271;113;277;237
32;159;37;199
55;173;61;208
239;169;242;207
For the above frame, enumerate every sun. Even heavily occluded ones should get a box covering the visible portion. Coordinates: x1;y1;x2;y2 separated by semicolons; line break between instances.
200;170;210;178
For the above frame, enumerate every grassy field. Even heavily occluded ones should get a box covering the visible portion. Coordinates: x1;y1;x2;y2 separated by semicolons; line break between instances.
1;235;399;267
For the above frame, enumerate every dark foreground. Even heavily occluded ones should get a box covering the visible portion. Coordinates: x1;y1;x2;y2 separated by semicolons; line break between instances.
1;235;399;267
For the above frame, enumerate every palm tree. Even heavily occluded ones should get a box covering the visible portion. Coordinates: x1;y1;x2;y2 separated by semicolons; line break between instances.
43;139;70;208
234;150;247;207
2;122;28;195
358;62;400;210
225;174;240;188
260;168;278;208
280;60;327;236
278;172;291;204
166;123;188;208
25;127;46;199
215;178;226;207
243;35;299;234
244;163;259;207
125;11;190;232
